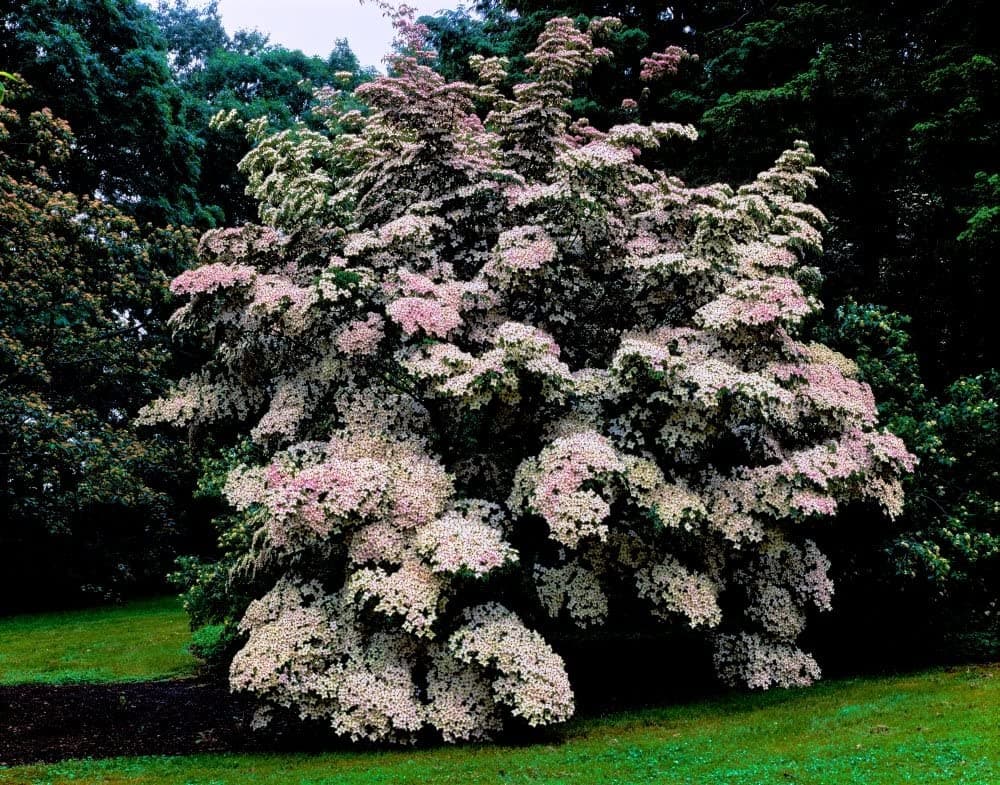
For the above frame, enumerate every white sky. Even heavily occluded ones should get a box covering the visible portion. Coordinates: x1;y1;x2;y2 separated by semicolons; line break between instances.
215;0;462;69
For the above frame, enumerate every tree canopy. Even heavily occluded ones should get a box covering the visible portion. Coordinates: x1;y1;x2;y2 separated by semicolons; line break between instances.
154;0;373;225
0;80;197;609
0;0;207;225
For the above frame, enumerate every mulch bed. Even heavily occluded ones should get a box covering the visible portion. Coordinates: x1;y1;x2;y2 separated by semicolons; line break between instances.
0;643;720;766
0;679;253;766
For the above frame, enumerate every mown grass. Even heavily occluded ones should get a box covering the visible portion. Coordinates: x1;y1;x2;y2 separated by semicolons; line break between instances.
2;663;997;784
0;597;196;685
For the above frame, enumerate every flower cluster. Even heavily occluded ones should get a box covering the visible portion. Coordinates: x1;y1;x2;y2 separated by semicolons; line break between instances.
640;46;693;81
449;603;575;726
149;11;912;743
415;507;517;577
170;262;256;296
635;556;723;628
511;430;624;547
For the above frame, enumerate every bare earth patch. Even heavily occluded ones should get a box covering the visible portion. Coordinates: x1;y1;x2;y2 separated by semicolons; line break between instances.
0;680;250;766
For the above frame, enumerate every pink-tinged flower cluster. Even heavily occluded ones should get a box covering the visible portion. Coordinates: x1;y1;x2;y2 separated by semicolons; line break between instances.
149;10;914;744
773;360;878;425
790;490;839;517
511;430;624;547
198;225;286;259
493;321;563;361
170;262;256;296
640;46;692;81
736;240;799;272
425;645;502;742
635;556;723;628
387;296;462;337
491;225;557;277
746;583;807;640
138;371;258;429
565;140;636;168
348;519;408;566
779;427;914;516
697;276;814;330
336;312;385;356
624;457;706;528
404;322;572;409
385;269;473;338
261;455;391;550
229;580;428;743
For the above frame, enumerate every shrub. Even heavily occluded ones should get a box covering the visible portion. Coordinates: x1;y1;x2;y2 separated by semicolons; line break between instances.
146;13;912;742
187;622;235;665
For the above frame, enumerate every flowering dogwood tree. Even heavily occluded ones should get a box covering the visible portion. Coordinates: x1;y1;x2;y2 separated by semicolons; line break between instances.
145;11;913;742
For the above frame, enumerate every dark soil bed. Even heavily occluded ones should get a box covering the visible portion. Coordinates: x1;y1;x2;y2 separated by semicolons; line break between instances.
0;679;252;766
0;644;720;766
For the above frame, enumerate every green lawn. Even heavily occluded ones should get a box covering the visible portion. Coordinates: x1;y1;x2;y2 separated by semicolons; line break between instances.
2;663;997;784
0;597;196;685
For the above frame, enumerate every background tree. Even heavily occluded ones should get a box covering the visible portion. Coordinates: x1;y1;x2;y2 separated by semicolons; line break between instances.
0;0;208;226
154;0;230;77
155;0;373;225
0;1;373;614
0;0;370;228
0;79;200;610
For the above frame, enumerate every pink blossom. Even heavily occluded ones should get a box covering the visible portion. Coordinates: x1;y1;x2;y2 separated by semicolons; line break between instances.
640;46;691;81
170;263;256;296
336;312;385;356
387;296;462;337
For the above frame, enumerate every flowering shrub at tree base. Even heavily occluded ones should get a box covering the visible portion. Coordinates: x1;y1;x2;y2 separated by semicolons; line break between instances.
148;10;913;743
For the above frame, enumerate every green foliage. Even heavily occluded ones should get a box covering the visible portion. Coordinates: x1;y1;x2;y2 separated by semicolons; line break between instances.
155;0;373;225
0;70;14;103
187;622;235;665
169;441;268;667
960;171;1000;248
0;1;370;227
154;0;229;77
0;597;195;685
0;86;198;610
2;664;998;783
822;303;1000;656
182;42;369;225
0;0;208;226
